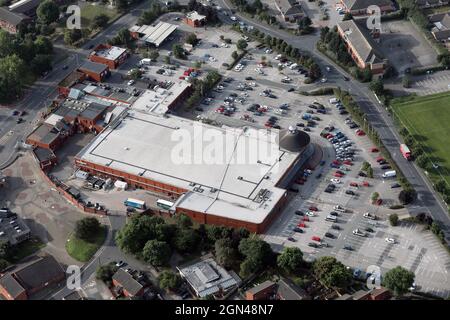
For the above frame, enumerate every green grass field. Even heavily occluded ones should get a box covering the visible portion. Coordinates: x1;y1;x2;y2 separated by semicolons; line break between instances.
80;3;119;29
391;92;450;184
66;226;107;262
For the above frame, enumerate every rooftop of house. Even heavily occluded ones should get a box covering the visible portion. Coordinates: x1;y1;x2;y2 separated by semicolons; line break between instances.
186;11;207;21
129;21;178;47
78;61;109;74
338;19;384;64
112;268;144;296
0;7;28;26
342;0;394;11
91;45;127;61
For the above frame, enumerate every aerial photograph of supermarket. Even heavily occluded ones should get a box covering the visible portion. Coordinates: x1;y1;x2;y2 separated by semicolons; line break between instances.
0;0;449;303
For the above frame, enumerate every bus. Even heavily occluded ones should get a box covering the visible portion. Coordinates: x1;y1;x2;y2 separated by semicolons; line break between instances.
124;198;146;210
400;144;411;160
156;199;174;211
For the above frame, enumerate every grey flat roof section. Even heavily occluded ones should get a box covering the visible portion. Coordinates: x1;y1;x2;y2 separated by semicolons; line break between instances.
79;60;109;74
79;102;108;121
28;123;60;145
9;0;41;14
13;256;65;291
342;0;394;10
135;22;178;47
33;147;55;163
112;268;143;296
0;7;27;26
277;278;309;300
247;280;275;295
0;274;25;299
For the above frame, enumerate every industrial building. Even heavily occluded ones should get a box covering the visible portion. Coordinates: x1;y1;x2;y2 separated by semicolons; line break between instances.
0;209;31;246
129;21;177;47
184;11;207;27
78;61;110;82
74;106;313;232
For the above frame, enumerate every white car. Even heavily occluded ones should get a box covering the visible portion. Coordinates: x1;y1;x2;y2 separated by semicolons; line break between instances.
330;178;341;184
363;212;377;220
127;80;135;86
230;16;237;21
385;237;396;244
353;229;366;237
321;78;328;83
305;211;315;217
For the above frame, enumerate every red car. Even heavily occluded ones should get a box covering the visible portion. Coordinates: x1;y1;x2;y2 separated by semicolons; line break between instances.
376;156;385;163
336;170;345;175
332;160;340;165
343;160;353;166
326;133;334;139
371;147;379;153
309;206;318;211
298;222;306;228
312;236;321;242
215;107;224;113
303;216;310;222
363;181;370;187
356;129;366;136
350;182;358;187
376;198;383;205
265;122;273;128
334;172;344;178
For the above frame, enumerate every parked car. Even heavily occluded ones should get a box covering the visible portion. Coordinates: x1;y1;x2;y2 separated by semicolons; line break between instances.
294;210;304;216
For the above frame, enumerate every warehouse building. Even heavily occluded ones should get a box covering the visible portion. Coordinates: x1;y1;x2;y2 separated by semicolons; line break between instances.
129;21;177;47
74;109;313;233
78;61;110;82
184;11;206;27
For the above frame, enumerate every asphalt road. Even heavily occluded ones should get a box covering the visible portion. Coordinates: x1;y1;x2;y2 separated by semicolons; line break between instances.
216;0;450;243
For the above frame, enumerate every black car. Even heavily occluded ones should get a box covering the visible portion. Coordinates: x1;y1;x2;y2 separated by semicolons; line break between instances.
293;227;303;233
325;232;335;239
296;123;305;127
16;117;23;124
331;224;341;230
287;87;295;92
329;211;338;216
224;77;234;82
391;183;401;189
268;116;278;122
88;44;95;49
346;190;355;195
245;76;254;80
272;125;281;129
295;210;304;216
339;110;348;115
381;165;391;170
195;107;204;112
289;187;299;193
308;242;319;248
316;173;322;179
358;171;367;177
343;245;353;251
303;127;311;132
62;65;68;70
343;76;350;81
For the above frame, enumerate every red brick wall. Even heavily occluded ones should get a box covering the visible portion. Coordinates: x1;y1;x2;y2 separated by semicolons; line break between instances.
245;283;276;300
0;283;27;300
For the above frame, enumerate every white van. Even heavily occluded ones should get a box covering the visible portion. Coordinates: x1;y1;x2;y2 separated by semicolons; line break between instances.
289;63;298;70
139;58;152;66
325;215;337;222
329;98;339;104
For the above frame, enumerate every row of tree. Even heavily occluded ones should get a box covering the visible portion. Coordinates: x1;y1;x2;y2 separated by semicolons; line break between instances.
0;30;54;102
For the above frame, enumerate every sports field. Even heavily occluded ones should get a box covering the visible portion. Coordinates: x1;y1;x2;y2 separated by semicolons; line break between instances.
391;92;450;184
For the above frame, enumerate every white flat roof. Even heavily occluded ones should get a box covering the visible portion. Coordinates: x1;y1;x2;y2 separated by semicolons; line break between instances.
94;46;126;61
131;82;190;114
76;112;301;223
130;22;177;47
186;11;207;21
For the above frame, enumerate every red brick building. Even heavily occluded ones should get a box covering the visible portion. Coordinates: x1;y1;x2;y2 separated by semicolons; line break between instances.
0;256;65;300
58;71;86;96
0;8;29;34
78;61;110;82
340;0;396;16
184;11;206;27
89;44;128;69
112;268;145;298
32;147;57;171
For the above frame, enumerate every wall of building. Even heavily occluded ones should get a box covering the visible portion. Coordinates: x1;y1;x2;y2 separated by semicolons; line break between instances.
0;284;27;300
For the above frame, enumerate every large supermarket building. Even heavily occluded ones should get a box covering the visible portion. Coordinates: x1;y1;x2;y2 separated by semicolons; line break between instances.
74;110;313;233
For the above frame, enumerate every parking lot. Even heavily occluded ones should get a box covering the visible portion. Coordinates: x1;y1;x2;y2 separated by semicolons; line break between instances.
260;93;450;298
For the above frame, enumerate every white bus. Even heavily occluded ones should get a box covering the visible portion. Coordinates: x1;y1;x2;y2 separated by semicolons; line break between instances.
156;199;174;211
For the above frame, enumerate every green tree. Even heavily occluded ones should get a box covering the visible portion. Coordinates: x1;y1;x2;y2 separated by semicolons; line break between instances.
142;239;171;266
92;14;110;29
236;39;248;51
0;259;8;272
277;247;303;273
74;217;101;241
96;263;118;283
416;154;428;169
37;0;60;25
402;75;411;88
398;188;416;205
159;270;182;291
148;50;159;61
116;215;165;254
34;36;53;55
369;78;384;95
382;266;415;296
185;33;198;46
0;54;27;101
31;54;52;76
176;214;193;229
238;236;274;277
0;240;10;259
312;256;352;289
64;28;82;45
173;228;199;253
389;213;399;226
164;55;171;64
215;238;236;269
172;44;185;59
343;12;353;21
231;51;239;60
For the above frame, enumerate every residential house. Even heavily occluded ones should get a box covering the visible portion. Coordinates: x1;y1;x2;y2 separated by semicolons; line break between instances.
340;0;396;16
